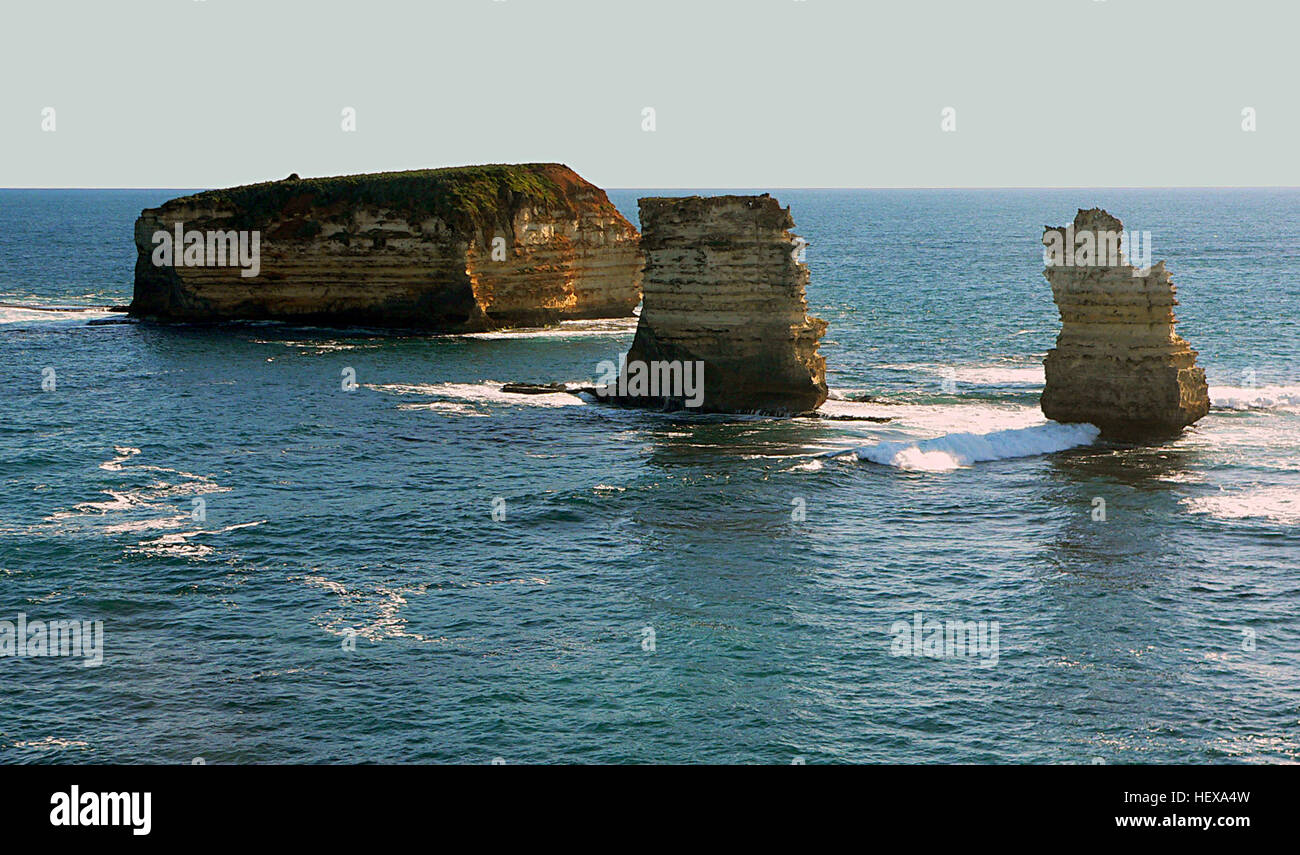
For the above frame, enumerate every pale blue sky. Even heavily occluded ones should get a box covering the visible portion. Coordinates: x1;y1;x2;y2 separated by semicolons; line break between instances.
2;0;1295;188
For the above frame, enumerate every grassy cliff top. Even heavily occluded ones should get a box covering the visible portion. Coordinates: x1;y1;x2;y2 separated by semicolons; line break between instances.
156;163;616;230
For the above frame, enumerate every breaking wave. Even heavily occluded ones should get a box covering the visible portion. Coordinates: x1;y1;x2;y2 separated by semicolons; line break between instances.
1182;486;1300;526
0;303;118;327
831;421;1101;472
875;361;1046;387
454;317;638;340
365;381;586;410
816;398;1046;434
1209;385;1300;411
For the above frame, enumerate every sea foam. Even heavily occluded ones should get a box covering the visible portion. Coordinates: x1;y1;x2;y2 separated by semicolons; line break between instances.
842;421;1100;472
1209;385;1300;411
366;381;585;408
876;362;1046;387
1182;486;1300;526
0;304;117;327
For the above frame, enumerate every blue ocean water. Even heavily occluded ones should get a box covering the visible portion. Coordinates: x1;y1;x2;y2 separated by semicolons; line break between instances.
1;188;1297;764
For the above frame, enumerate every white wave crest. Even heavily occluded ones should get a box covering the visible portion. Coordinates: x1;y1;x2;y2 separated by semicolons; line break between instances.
817;399;1046;435
366;381;585;408
842;422;1100;472
876;362;1045;387
1209;385;1300;411
1182;486;1300;526
455;317;638;340
0;304;117;327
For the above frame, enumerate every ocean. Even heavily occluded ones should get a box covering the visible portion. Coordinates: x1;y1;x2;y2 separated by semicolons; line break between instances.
1;188;1297;764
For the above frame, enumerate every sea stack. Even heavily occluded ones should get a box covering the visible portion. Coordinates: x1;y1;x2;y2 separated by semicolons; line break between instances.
1040;208;1210;437
610;194;828;414
129;164;642;330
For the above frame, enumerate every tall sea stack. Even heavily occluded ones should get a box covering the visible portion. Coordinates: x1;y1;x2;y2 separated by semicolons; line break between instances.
1041;208;1210;437
614;194;828;414
129;163;642;331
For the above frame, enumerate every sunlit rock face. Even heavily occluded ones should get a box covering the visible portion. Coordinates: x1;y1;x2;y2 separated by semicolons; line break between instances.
614;194;828;414
129;164;642;331
1041;208;1210;437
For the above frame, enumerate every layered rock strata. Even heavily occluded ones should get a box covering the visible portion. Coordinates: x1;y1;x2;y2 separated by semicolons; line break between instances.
1041;208;1209;437
129;163;642;330
607;194;828;414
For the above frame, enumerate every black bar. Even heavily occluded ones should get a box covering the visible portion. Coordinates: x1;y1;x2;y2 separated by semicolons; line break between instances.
0;765;1277;843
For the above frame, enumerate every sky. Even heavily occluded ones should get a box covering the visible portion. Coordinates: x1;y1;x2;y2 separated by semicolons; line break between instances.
2;0;1297;189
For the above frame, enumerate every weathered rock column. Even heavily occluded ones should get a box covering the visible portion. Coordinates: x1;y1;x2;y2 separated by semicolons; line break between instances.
615;194;828;414
1041;208;1209;437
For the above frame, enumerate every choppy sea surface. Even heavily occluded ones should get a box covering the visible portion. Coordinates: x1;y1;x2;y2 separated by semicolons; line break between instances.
1;188;1297;764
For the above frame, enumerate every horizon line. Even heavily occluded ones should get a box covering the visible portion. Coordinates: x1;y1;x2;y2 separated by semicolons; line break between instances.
3;184;1300;192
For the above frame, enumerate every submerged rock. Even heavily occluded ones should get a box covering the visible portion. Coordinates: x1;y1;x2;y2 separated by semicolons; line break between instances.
1040;208;1209;437
607;194;828;414
500;382;571;395
129;163;642;330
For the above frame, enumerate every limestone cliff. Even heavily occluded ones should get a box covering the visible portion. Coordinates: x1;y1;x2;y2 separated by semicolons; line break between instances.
1041;208;1209;437
609;194;827;414
129;164;642;330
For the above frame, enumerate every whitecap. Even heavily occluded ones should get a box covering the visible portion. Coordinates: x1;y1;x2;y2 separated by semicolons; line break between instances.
1209;385;1300;411
817;399;1046;435
395;401;490;417
367;381;586;408
11;736;89;751
876;362;1045;387
1183;486;1300;525
128;520;266;558
454;317;638;340
836;422;1101;472
0;304;118;327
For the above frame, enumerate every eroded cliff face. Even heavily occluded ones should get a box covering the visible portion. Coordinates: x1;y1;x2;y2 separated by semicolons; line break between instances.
1041;208;1209;437
130;164;642;330
612;194;828;414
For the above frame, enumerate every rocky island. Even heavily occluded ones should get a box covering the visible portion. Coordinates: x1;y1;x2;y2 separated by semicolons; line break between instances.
604;194;828;414
1040;208;1210;437
129;163;642;330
